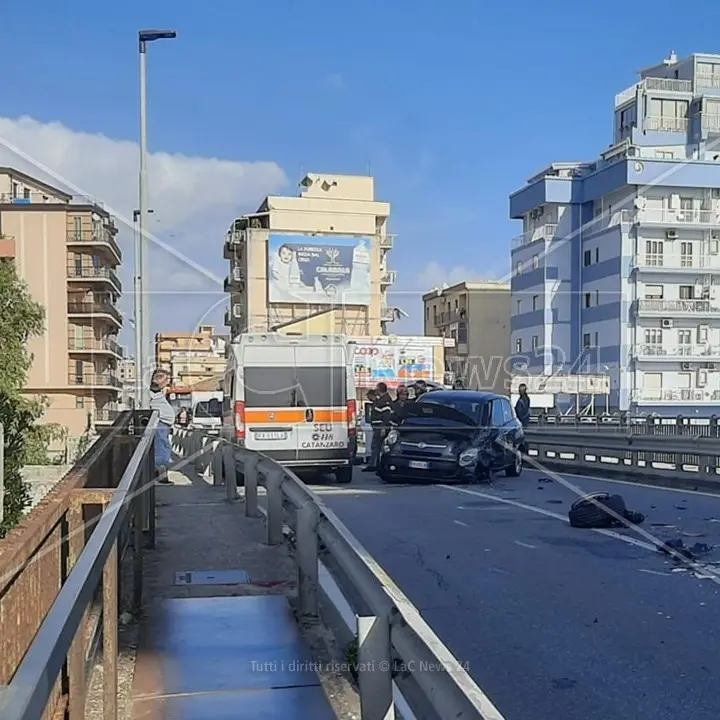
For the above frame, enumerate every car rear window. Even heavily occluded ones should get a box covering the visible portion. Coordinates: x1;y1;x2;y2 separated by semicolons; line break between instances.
193;399;222;418
243;367;346;408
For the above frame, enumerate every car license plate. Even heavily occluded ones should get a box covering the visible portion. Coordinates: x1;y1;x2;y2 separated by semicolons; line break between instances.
255;431;288;441
409;460;429;470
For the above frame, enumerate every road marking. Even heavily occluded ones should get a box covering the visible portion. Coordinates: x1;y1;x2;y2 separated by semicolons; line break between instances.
514;540;537;549
453;519;469;528
441;484;720;586
539;469;720;500
639;569;669;577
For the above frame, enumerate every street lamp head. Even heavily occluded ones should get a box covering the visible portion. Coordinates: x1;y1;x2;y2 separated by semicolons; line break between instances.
139;29;177;45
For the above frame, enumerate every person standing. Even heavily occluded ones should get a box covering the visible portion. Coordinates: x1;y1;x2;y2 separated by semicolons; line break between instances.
392;385;411;422
362;382;394;472
149;369;175;484
515;383;531;427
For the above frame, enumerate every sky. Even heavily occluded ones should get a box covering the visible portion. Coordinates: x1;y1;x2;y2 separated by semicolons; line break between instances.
1;0;719;340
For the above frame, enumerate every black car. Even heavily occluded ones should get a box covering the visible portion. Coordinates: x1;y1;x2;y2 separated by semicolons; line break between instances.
378;390;525;484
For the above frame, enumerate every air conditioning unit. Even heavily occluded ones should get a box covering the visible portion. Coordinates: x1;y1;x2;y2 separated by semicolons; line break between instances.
713;189;720;198
231;266;244;282
666;230;678;240
232;303;244;318
661;318;673;328
681;361;691;370
707;362;716;370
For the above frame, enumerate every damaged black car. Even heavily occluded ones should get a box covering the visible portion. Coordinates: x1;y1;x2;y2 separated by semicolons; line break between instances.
378;391;525;484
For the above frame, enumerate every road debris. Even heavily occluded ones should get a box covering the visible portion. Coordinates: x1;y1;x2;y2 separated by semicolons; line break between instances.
656;538;713;561
569;492;645;529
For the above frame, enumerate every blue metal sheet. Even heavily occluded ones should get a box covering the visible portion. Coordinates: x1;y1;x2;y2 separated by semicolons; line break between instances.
157;596;323;695
141;686;337;719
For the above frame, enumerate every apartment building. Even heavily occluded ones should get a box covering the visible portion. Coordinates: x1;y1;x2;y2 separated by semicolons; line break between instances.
119;356;137;409
154;325;228;389
0;168;123;436
509;52;720;415
423;281;511;393
223;172;399;338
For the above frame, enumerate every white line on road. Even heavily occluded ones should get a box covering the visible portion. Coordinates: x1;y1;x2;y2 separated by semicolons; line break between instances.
453;519;469;527
440;484;720;586
639;569;670;577
514;540;537;549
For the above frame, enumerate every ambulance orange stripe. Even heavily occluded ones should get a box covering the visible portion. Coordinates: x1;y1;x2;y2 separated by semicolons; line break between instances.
245;409;347;424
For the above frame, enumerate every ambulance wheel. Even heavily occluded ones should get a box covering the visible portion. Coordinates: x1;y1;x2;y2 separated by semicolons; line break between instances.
335;466;353;484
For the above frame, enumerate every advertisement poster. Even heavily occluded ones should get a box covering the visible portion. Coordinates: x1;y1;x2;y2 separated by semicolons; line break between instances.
267;234;371;306
353;340;436;389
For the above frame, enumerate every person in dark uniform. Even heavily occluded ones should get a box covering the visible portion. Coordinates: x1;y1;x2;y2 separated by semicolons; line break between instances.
363;382;394;472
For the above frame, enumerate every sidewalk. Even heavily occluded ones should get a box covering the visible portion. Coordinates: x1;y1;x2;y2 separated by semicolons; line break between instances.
125;460;358;719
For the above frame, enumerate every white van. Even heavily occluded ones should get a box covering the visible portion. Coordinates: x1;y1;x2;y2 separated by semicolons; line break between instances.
189;391;223;434
222;333;357;483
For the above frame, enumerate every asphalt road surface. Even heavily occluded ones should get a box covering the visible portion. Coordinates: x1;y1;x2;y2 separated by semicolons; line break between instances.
308;467;720;720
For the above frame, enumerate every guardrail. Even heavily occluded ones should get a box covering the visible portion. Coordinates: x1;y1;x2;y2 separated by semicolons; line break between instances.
529;413;720;437
0;411;158;720
171;428;504;720
524;428;720;492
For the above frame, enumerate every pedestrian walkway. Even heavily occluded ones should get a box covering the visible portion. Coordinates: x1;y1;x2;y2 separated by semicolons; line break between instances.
129;463;337;719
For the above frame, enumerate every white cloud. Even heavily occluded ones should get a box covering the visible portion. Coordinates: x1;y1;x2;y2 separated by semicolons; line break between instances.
0;115;288;333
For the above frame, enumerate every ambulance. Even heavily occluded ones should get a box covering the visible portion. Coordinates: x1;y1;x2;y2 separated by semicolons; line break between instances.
222;333;357;483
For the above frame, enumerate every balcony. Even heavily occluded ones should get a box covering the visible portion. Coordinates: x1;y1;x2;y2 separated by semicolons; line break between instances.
633;343;720;360
378;234;395;250
223;266;245;292
68;299;123;326
636;207;718;227
644;116;689;133
380;305;396;322
68;229;122;264
380;270;396;286
631;388;720;403
68;335;124;357
511;224;557;250
67;264;122;293
632;253;720;273
696;73;720;90
222;229;246;260
615;77;693;106
94;408;120;424
68;373;122;389
635;299;720;317
435;308;467;326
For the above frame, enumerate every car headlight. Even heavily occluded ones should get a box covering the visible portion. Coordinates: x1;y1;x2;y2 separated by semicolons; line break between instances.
384;429;399;446
458;448;479;467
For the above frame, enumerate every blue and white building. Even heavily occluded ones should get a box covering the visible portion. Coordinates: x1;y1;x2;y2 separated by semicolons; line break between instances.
510;52;720;416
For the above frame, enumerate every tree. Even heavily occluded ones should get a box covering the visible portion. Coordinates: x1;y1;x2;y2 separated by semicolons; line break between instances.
0;259;45;537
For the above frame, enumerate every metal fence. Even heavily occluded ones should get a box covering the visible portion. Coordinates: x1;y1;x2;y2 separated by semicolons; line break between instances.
171;428;505;720
0;411;157;720
530;412;720;438
524;428;720;491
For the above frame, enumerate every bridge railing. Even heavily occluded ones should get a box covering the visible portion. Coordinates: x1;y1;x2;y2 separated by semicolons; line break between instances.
524;428;720;491
171;428;506;720
0;411;158;720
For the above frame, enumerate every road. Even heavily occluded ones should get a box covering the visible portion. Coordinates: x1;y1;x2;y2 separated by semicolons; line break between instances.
307;467;720;720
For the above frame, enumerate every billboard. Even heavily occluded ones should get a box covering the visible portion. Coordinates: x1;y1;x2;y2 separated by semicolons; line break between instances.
352;337;445;389
267;234;371;306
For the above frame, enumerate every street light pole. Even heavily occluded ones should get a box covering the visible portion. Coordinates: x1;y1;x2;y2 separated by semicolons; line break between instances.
132;209;142;409
138;28;176;407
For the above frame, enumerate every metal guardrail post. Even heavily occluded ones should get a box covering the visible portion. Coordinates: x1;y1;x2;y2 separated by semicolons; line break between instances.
223;442;237;501
265;466;284;546
0;422;4;526
133;482;144;614
244;454;259;516
145;449;156;549
103;540;119;720
357;614;395;720
296;502;319;617
212;440;223;486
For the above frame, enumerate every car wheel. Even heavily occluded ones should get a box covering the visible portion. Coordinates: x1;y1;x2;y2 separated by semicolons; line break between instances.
505;450;523;477
335;466;353;484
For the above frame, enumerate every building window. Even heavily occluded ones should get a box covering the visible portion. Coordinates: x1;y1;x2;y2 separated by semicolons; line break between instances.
74;216;83;240
595;289;600;306
595;247;599;263
516;299;523;314
531;335;539;350
584;249;592;266
532;255;539;270
12;182;19;199
648;98;689;132
76;396;84;409
644;328;663;346
679;285;694;300
515;338;522;353
584;292;592;308
680;241;693;267
594;332;599;347
645;240;663;266
655;151;673;159
644;284;664;300
23;187;31;199
532;295;539;311
583;333;591;349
